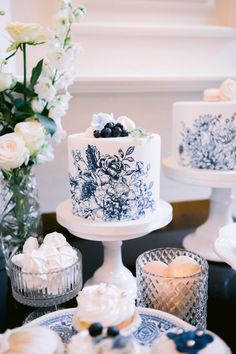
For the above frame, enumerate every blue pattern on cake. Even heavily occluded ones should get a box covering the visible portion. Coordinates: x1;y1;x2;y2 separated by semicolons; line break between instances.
69;145;155;221
179;113;236;170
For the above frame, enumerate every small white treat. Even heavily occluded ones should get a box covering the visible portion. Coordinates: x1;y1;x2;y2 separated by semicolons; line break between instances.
117;116;136;131
219;79;236;101
151;328;232;354
73;283;136;330
43;232;67;248
0;326;64;354
203;88;220;102
23;237;39;254
143;261;169;277
11;253;27;268
168;256;201;277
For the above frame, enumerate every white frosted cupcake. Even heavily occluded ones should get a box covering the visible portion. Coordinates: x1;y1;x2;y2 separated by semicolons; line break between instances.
73;283;138;331
67;323;148;354
151;328;232;354
0;326;64;354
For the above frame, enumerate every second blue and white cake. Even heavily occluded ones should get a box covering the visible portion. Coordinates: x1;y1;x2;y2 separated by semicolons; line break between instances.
68;113;160;222
172;79;236;171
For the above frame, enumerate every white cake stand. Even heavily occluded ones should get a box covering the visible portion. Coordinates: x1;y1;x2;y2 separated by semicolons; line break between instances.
56;199;172;295
162;156;236;262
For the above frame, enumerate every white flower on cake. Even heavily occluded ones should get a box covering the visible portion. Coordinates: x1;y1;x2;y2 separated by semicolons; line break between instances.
91;112;115;131
0;133;29;170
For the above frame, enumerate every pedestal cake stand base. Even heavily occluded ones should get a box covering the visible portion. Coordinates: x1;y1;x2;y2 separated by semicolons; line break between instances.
163;156;236;262
56;200;172;295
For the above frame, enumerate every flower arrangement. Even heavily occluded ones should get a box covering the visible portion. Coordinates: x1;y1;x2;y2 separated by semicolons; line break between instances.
0;0;85;267
0;0;85;171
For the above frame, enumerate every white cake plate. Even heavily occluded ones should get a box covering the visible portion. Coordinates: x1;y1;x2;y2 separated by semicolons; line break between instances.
162;156;236;262
56;199;172;295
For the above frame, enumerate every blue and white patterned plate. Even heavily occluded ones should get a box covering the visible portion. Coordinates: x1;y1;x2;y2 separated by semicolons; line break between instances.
25;307;193;347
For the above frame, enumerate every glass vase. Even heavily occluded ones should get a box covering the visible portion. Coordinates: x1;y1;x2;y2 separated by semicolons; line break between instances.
0;166;42;271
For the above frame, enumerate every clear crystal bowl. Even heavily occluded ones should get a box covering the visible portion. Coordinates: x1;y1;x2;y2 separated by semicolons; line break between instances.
136;247;208;328
9;248;82;307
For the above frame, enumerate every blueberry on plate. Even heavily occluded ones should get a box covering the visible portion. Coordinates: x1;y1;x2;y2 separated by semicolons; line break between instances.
89;322;103;337
107;326;120;337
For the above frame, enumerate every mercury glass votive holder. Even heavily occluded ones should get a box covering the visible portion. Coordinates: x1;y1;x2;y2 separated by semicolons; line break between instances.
9;249;82;308
136;248;208;328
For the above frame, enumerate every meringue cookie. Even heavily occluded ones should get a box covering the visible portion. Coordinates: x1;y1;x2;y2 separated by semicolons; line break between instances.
203;88;221;102
0;326;64;354
219;79;236;101
168;256;201;277
43;232;67;248
143;260;169;277
23;237;39;254
11;232;79;294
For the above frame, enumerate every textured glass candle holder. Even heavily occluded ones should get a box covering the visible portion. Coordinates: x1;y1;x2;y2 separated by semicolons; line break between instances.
9;249;82;308
136;248;208;328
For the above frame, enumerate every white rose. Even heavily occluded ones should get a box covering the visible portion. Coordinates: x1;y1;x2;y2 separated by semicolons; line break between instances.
6;22;46;50
15;121;45;154
0;72;16;92
117;116;136;131
0;133;29;170
34;78;56;101
219;79;236;101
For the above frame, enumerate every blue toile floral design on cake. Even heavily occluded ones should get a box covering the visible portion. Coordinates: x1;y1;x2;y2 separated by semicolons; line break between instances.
179;113;236;170
69;145;155;221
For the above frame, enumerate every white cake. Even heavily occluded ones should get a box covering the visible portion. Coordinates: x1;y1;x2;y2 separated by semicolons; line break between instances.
151;328;232;354
68;113;160;222
172;79;236;171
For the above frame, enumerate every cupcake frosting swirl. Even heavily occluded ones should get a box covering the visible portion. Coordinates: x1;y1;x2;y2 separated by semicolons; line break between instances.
75;283;135;326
